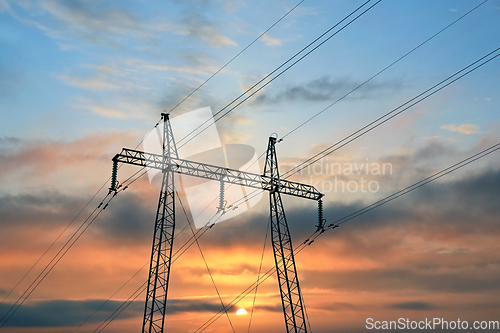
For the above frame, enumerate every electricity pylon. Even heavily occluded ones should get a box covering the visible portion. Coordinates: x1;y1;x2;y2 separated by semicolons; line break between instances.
110;113;323;332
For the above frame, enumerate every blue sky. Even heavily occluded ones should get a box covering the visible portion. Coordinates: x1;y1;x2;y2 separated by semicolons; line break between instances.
1;1;500;332
1;0;498;148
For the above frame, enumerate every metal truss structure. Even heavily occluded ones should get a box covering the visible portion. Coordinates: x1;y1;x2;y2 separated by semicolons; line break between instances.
264;136;308;333
110;115;323;333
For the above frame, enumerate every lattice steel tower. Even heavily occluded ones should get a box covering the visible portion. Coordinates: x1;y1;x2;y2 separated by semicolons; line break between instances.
110;114;323;332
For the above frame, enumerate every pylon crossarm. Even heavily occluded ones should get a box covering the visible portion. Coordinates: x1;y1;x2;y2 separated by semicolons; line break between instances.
113;148;323;201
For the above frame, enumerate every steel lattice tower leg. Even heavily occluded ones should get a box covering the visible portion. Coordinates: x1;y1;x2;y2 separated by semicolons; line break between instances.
264;137;308;333
142;113;178;333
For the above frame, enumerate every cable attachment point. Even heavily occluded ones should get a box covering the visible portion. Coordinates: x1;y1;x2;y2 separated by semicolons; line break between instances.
316;199;326;232
109;157;119;195
216;180;227;215
270;132;283;143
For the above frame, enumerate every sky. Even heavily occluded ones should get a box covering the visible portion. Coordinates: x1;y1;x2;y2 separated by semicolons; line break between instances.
0;0;500;332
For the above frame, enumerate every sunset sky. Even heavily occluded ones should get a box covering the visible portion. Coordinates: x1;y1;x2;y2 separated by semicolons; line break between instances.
1;0;500;332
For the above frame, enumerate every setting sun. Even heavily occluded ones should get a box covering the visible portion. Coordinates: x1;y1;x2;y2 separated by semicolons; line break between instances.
236;308;248;316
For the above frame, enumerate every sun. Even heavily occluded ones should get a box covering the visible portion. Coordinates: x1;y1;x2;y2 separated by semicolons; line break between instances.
236;308;248;315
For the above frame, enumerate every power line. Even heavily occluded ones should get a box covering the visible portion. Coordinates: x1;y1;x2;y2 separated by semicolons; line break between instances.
104;43;500;332
175;0;381;149
0;193;115;328
92;140;500;331
73;261;149;332
173;0;492;224
74;213;195;332
92;40;500;327
0;145;158;329
281;0;489;140
0;118;160;312
77;3;495;328
332;143;500;227
0;181;106;307
282;46;500;178
93;280;147;333
177;192;236;333
247;217;270;333
194;142;500;332
167;0;306;114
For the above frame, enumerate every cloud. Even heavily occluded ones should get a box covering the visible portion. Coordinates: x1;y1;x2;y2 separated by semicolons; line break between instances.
0;0;9;12
58;74;123;91
441;123;479;134
122;58;217;76
90;106;129;119
6;0;236;50
0;299;140;327
38;0;161;46
389;301;434;310
180;13;237;48
253;76;408;105
1;135;500;330
0;66;23;98
0;132;140;193
0;296;280;328
58;64;149;92
261;34;283;47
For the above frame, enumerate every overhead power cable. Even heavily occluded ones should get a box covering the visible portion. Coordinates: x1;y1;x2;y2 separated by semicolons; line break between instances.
168;0;305;114
0;117;160;311
74;218;195;332
82;2;493;328
247;217;270;333
0;193;115;328
0;182;106;307
93;140;500;332
175;0;381;149
281;0;489;140
177;192;235;333
92;41;500;331
229;41;500;207
282;46;500;178
332;142;500;227
174;0;491;222
73;260;149;332
194;142;500;332
93;280;147;333
0;147;157;329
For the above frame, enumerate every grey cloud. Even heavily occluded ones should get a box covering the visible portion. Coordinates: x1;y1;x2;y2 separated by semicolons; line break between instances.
315;302;365;312
0;297;261;327
181;12;236;48
95;165;500;250
0;66;23;98
166;298;223;314
11;0;236;50
0;299;141;327
304;266;500;294
98;193;156;244
173;0;236;48
0;137;23;149
389;301;434;310
253;76;408;106
0;191;86;228
1;155;499;250
38;0;154;47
